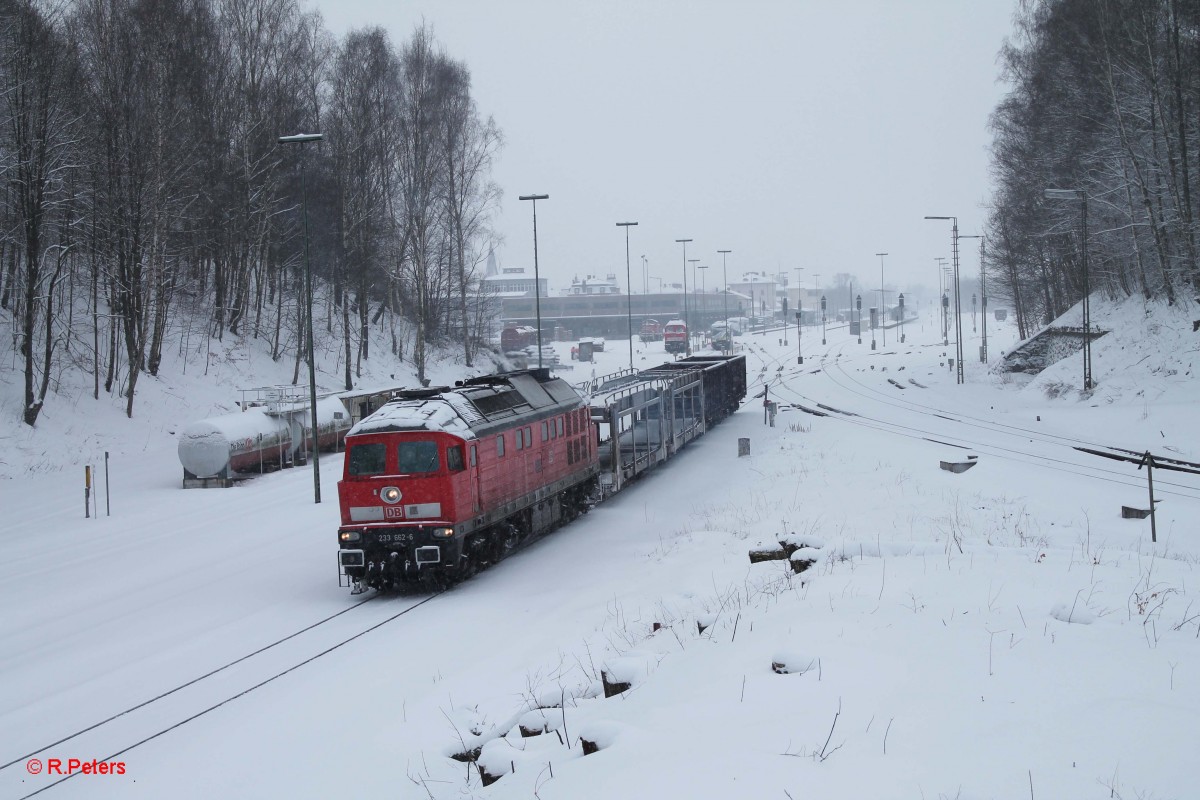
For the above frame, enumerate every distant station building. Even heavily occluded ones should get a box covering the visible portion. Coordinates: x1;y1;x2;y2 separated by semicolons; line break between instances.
498;268;753;338
726;272;780;320
480;249;548;299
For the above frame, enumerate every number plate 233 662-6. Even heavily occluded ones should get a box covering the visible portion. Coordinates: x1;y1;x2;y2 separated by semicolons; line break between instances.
374;532;414;545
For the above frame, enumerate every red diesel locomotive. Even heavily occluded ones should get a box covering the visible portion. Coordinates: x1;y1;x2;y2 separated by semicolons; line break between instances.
336;369;598;592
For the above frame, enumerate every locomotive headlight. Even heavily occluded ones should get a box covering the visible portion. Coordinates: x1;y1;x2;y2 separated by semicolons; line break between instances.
432;527;454;538
380;486;402;504
339;531;361;543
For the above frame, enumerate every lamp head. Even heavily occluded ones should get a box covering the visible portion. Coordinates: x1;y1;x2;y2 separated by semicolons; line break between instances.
278;133;323;144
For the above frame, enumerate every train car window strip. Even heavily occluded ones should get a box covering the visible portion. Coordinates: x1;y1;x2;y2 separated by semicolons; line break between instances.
557;417;564;437
496;435;505;457
542;421;549;441
447;445;465;472
469;445;477;467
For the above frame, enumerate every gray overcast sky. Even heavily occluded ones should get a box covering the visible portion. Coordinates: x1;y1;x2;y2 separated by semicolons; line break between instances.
316;0;1017;302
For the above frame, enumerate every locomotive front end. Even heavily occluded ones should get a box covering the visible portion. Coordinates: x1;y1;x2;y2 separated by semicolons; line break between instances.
337;430;472;592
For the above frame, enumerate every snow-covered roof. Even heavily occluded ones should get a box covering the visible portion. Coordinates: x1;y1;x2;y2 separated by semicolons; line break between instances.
348;371;584;438
350;396;477;437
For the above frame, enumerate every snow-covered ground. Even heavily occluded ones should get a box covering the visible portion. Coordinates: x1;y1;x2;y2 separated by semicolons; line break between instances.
2;295;1198;800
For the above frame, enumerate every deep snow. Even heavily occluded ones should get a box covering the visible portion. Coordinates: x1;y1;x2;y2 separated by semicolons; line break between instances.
2;295;1199;800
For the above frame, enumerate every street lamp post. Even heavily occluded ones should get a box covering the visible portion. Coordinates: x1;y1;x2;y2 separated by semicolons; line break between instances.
792;267;803;323
641;254;647;296
675;239;693;355
935;257;947;341
278;131;323;505
875;252;887;347
960;235;979;340
898;293;905;343
718;249;731;350
698;264;709;347
795;308;803;365
979;237;988;363
856;294;862;344
943;266;952;342
925;215;964;384
749;273;756;325
1044;188;1091;390
688;258;700;348
617;221;638;370
821;295;827;344
958;233;983;342
519;193;550;369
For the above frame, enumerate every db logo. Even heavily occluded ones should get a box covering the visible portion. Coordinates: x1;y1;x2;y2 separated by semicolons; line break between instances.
383;506;406;520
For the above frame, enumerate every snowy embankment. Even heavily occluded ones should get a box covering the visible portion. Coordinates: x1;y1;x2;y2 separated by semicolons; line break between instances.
1;295;1198;800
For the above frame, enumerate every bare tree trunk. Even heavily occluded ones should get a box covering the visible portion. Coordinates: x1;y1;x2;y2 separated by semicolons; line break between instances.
342;279;352;389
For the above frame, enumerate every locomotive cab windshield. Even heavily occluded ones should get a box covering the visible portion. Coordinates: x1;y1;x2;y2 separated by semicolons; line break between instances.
346;439;452;478
397;440;439;474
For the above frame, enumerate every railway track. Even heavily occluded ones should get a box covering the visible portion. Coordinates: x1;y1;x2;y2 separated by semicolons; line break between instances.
3;592;441;799
741;337;1200;503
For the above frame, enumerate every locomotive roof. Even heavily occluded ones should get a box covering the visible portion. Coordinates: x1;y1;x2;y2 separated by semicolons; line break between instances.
348;368;582;438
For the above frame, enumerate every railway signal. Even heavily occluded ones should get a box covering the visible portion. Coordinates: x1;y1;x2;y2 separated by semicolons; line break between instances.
795;308;803;365
821;295;827;345
856;295;862;345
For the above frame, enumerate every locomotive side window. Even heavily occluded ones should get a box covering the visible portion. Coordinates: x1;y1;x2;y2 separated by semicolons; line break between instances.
516;430;523;451
497;435;505;457
557;417;564;437
447;445;465;472
469;445;477;467
524;427;532;447
541;421;549;441
398;440;440;473
348;443;387;476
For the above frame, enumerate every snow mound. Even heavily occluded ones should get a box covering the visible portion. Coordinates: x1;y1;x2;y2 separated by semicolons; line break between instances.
770;649;819;675
1049;602;1096;625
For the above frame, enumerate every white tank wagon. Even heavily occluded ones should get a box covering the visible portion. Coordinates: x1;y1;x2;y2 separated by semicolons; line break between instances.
178;396;351;487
